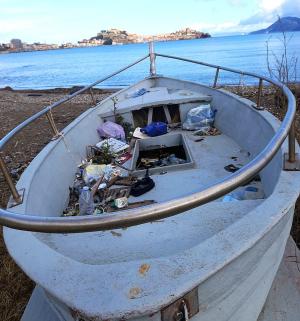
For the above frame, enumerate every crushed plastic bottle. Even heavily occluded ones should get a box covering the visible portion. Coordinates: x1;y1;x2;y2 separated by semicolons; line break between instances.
79;186;94;215
222;186;263;202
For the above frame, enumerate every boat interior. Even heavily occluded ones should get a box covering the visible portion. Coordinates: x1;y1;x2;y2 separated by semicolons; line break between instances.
29;76;281;264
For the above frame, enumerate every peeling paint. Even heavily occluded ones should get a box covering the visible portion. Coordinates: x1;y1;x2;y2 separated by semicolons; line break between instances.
128;287;142;299
139;264;151;277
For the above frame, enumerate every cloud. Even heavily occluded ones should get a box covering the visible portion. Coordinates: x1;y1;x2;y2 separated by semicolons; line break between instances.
240;0;300;27
260;0;285;12
191;22;239;33
277;1;300;16
202;0;300;35
239;12;275;26
191;20;271;35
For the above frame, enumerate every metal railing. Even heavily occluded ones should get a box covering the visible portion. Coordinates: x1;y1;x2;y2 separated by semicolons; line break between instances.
0;42;298;233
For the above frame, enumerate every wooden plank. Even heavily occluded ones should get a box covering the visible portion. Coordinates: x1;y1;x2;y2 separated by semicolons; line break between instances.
147;107;153;125
163;105;172;124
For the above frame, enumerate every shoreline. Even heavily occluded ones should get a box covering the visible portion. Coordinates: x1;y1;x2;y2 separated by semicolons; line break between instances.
1;30;300;55
0;86;119;94
1;83;299;94
0;37;212;55
0;83;282;93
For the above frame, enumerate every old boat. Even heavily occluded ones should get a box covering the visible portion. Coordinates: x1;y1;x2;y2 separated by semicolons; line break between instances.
0;43;300;321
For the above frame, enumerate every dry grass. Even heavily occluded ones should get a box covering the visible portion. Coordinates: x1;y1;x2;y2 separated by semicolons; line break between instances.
0;238;34;321
0;85;299;321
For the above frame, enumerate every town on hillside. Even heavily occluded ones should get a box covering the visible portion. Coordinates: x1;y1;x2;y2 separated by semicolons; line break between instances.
0;28;211;53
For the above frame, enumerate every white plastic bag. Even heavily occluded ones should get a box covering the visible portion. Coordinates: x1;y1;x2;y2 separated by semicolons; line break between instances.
182;104;215;131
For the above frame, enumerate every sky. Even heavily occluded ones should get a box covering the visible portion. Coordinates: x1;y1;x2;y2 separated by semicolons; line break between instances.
0;0;300;44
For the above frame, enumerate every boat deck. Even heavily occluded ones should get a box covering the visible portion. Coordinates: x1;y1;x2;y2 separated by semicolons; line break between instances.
125;129;263;203
36;129;264;265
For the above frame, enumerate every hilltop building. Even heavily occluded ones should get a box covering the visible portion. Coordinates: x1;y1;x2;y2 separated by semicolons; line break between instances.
10;39;23;50
78;28;211;47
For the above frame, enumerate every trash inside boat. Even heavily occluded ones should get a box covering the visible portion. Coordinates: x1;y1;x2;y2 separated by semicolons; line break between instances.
0;42;300;321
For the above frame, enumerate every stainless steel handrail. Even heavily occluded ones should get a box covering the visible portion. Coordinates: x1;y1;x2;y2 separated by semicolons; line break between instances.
0;43;297;233
0;54;150;150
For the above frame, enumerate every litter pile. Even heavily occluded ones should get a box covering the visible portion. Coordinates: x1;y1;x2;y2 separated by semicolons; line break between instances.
136;149;187;170
63;121;156;217
63;101;221;216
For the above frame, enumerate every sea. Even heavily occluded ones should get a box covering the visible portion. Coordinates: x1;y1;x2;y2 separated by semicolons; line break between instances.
0;32;299;90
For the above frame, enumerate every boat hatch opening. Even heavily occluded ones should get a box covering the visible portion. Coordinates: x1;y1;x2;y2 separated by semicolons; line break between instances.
131;133;194;175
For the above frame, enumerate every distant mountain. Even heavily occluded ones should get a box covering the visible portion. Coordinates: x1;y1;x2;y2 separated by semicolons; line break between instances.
250;17;300;35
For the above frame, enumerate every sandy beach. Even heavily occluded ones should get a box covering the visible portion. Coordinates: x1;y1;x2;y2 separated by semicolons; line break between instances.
0;85;299;321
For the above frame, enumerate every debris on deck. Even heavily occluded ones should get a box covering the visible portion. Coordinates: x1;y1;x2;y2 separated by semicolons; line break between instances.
62;98;258;217
63;118;158;216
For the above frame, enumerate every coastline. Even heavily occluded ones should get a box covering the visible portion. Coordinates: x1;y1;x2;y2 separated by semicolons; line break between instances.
0;36;212;55
0;86;118;94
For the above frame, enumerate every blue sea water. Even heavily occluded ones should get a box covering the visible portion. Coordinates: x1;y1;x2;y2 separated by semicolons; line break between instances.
0;32;299;89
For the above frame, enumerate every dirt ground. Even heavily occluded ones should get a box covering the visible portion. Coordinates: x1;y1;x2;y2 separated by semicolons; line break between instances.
0;84;299;321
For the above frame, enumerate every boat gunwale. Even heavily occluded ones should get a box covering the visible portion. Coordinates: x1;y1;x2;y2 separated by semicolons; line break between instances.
0;49;297;233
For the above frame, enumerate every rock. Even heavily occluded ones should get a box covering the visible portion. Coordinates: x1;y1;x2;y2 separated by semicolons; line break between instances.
0;86;14;91
103;38;113;45
69;86;84;95
4;156;12;163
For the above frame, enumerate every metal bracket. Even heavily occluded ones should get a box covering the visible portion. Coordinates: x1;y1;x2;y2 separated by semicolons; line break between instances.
146;74;163;79
284;153;300;171
161;287;199;321
7;188;25;208
251;103;264;110
50;132;63;141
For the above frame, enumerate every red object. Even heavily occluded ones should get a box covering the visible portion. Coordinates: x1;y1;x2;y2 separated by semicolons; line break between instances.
116;152;132;165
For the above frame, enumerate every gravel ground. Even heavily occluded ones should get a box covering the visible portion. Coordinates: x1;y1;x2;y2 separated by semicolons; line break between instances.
0;85;299;321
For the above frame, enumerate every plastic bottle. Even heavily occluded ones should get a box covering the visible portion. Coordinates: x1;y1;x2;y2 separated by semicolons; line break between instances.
79;186;94;215
223;186;260;202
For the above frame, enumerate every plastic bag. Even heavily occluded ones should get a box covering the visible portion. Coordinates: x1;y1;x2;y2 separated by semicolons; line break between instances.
140;122;167;137
97;121;125;141
82;164;118;184
83;164;106;184
126;88;148;98
182;104;215;131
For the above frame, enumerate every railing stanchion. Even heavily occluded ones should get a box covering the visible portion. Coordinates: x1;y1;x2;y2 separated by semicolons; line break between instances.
256;78;263;109
46;111;61;138
284;119;300;170
288;120;296;163
89;88;96;106
0;155;22;204
149;41;156;76
213;68;220;88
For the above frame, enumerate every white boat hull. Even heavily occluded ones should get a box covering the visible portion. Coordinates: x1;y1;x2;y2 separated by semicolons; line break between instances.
4;77;300;321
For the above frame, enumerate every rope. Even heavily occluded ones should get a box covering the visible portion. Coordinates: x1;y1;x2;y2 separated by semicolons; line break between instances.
48;107;86;164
